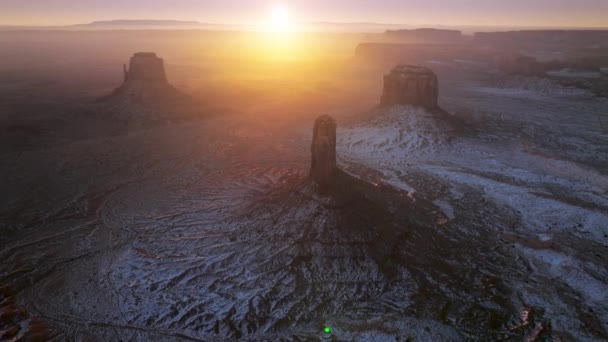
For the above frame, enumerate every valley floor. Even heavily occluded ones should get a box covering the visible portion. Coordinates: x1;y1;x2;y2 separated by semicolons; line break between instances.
1;65;607;341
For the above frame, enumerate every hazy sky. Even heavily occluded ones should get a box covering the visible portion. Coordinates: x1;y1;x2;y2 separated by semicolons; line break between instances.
1;0;607;27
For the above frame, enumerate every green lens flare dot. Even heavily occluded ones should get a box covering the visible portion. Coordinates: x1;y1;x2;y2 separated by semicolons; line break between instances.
324;326;331;334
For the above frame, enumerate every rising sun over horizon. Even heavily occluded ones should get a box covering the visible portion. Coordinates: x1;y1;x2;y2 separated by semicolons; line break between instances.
269;4;291;32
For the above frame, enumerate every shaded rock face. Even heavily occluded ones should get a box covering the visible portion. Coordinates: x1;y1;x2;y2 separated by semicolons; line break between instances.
474;30;608;49
494;54;547;77
97;52;197;126
124;52;168;83
381;65;439;108
385;28;463;43
355;43;493;66
310;115;337;189
111;52;176;101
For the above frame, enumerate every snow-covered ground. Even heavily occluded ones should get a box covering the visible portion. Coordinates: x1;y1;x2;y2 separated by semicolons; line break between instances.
547;68;603;79
2;66;607;340
337;77;608;340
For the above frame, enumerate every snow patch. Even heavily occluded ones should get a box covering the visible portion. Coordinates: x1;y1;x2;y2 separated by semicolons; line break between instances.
423;165;608;238
518;247;608;303
480;76;590;97
547;68;603;79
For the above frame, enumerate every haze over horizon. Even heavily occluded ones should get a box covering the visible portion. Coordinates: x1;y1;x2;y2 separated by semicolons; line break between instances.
1;0;607;28
1;0;608;340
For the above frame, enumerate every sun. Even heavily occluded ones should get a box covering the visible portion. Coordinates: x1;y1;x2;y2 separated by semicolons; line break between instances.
270;4;290;32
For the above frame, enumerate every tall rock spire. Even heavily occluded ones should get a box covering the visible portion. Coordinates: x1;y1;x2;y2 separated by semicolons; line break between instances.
310;115;337;189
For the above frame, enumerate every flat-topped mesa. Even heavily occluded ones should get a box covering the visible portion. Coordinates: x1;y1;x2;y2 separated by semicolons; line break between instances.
385;28;463;43
101;52;193;124
310;115;337;189
123;52;168;83
381;65;438;108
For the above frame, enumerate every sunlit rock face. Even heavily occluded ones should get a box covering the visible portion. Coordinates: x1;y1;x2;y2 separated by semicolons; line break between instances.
123;52;168;83
310;114;337;189
381;65;439;108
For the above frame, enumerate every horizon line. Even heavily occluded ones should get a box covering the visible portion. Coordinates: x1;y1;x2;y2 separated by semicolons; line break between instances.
1;19;607;31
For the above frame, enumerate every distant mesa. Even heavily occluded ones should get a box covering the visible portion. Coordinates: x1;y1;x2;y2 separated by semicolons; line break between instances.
385;28;463;43
310;115;337;190
494;54;547;77
354;43;479;65
123;52;168;83
99;52;195;125
474;30;608;49
381;65;439;108
109;52;181;102
76;19;205;28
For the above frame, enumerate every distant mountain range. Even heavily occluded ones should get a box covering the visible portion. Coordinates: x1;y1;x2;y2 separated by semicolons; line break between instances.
299;21;410;32
0;19;406;32
75;19;407;32
77;19;206;27
0;19;605;34
74;20;450;33
72;19;226;29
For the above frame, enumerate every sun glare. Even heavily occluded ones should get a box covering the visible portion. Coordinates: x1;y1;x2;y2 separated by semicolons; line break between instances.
253;3;302;61
270;4;290;32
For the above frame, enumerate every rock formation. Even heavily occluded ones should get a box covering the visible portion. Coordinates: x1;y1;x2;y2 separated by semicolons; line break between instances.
474;30;608;49
123;52;168;83
494;54;547;77
108;52;178;103
385;28;463;43
355;43;495;66
100;52;195;125
381;65;439;108
310;115;337;189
